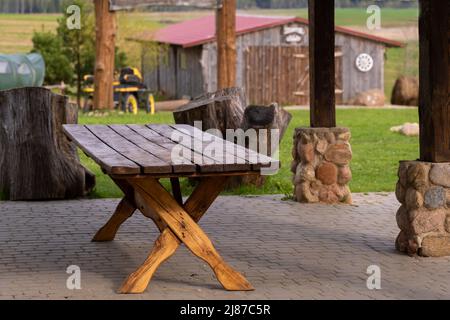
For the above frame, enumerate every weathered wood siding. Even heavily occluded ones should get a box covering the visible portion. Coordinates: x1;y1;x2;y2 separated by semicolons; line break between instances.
143;21;386;104
143;45;204;99
335;33;385;102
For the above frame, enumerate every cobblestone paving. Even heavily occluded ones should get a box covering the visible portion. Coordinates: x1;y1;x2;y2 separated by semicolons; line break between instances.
0;193;449;300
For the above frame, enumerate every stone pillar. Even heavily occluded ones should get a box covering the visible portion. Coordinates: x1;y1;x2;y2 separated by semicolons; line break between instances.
395;161;450;257
291;127;352;204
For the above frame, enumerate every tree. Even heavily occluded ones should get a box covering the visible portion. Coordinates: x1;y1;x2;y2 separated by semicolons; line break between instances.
31;0;127;108
31;31;72;85
57;0;96;108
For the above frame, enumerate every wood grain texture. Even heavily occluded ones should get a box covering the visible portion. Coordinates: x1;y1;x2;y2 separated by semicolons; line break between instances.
119;176;229;293
92;197;136;241
94;0;116;110
119;228;179;293
85;125;172;174
0;87;95;200
216;0;237;89
308;0;336;128
418;0;450;162
130;178;254;292
63;125;141;175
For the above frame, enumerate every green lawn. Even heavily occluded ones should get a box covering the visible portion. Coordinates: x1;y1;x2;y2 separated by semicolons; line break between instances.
78;108;419;198
247;8;419;27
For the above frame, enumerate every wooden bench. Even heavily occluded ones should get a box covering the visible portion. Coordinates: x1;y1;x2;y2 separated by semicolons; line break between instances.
63;123;277;293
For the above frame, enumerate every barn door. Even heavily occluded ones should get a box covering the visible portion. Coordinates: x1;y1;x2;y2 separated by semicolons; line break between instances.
245;46;343;105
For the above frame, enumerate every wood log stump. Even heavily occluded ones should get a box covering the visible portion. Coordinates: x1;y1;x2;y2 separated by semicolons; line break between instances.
0;87;95;200
173;87;246;134
173;88;292;188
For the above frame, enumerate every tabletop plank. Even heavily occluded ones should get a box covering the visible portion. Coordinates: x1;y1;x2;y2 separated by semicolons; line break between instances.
173;124;276;170
63;124;140;175
144;125;225;173
122;124;197;173
150;124;251;172
127;124;211;173
85;125;173;174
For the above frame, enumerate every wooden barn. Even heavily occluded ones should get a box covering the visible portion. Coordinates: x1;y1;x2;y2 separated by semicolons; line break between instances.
134;14;403;105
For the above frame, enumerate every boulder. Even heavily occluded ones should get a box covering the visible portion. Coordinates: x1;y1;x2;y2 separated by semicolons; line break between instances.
390;123;419;136
349;89;385;106
391;76;419;106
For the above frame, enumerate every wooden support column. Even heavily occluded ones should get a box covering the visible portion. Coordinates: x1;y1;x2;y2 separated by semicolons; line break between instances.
308;0;336;128
94;0;116;110
216;0;237;89
418;0;450;162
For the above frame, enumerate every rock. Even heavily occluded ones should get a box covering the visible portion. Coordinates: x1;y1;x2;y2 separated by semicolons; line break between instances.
324;143;352;165
429;163;450;188
325;132;336;144
338;166;352;185
420;236;450;257
299;164;315;182
318;186;339;203
290;160;299;174
349;89;385;106
291;146;298;161
315;139;328;154
405;188;423;210
391;76;419;106
395;230;409;253
337;131;351;142
316;162;338;185
411;208;446;235
390;123;419;136
401;123;419;136
424;187;446;209
445;215;450;233
396;205;410;231
297;182;319;203
298;142;315;164
447;189;450;206
398;162;409;187
395;182;406;203
407;163;430;190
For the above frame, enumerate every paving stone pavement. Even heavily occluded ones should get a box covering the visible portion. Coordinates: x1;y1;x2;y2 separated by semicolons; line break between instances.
0;193;450;300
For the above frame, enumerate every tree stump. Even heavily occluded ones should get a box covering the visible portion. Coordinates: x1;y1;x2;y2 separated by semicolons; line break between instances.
173;87;246;134
0;87;95;200
173;88;292;188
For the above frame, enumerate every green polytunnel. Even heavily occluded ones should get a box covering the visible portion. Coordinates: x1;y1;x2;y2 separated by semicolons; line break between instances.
0;53;45;90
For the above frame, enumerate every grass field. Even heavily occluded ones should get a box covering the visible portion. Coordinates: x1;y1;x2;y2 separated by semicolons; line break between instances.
0;8;419;101
247;8;419;27
78;108;419;198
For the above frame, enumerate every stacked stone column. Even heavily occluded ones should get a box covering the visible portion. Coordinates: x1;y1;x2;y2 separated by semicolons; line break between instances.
291;127;352;204
395;161;450;257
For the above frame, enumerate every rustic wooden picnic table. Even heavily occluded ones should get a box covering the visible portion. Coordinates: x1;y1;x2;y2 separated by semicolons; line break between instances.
63;123;277;293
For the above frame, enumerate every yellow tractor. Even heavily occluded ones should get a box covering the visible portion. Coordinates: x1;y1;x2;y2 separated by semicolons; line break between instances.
82;67;155;114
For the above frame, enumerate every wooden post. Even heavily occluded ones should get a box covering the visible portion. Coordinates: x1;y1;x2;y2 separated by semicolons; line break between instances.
216;0;236;89
94;0;116;110
308;0;336;128
418;0;450;162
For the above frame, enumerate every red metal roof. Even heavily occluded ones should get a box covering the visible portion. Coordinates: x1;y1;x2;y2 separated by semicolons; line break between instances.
149;14;404;48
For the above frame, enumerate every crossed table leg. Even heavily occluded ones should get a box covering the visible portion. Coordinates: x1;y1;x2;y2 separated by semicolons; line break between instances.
92;175;254;294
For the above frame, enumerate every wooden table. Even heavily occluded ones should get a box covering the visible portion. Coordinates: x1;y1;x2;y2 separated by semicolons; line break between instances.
63;124;276;293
